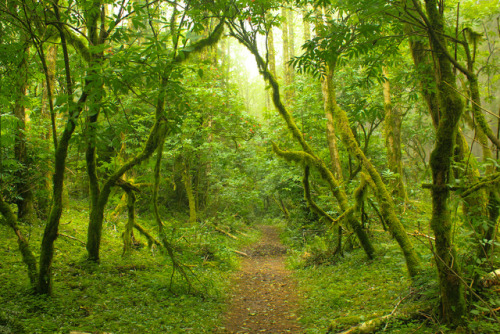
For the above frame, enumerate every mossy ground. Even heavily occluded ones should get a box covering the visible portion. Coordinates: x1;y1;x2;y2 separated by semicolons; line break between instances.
0;199;259;334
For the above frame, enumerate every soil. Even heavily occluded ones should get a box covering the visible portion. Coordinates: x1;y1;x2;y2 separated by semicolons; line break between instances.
218;225;303;333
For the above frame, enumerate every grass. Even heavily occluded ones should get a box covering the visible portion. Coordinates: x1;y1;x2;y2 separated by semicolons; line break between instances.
0;199;259;333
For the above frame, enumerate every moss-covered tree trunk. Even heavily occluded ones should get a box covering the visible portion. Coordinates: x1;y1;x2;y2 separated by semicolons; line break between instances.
86;117;168;261
182;158;197;225
37;1;90;294
322;65;344;183
333;107;420;277
414;0;466;324
382;68;407;201
0;195;38;288
13;37;35;222
325;59;420;278
84;1;108;262
122;188;136;256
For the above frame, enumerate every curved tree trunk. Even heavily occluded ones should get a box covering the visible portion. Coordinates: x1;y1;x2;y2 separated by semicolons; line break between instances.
331;97;421;278
37;1;91;293
0;195;38;288
86;119;168;261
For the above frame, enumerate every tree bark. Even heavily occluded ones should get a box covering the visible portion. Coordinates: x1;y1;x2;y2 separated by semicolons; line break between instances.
121;186;137;256
382;67;407;200
281;7;292;103
37;1;91;293
415;0;466;323
322;64;344;182
13;36;35;222
0;195;38;288
182;158;197;224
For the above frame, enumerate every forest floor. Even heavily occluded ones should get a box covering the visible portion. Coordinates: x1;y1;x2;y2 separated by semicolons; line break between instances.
219;225;303;333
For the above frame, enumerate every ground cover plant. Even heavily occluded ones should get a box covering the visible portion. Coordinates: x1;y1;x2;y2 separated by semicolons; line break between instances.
0;200;259;333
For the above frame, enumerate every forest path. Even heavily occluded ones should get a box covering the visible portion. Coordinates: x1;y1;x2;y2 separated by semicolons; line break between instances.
219;225;303;333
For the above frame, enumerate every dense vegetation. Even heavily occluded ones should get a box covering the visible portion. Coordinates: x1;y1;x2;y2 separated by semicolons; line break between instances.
1;0;500;332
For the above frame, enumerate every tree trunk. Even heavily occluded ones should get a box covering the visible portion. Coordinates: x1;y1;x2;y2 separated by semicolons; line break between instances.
38;2;90;293
86;118;168;261
287;8;295;87
182;158;197;224
13;38;35;222
325;57;421;278
382;67;407;200
420;0;466;324
0;195;38;288
122;188;136;256
322;64;344;182
38;94;89;294
281;7;292;103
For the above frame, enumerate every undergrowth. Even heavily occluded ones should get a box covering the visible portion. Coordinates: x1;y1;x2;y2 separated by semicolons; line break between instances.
0;199;258;333
282;199;463;333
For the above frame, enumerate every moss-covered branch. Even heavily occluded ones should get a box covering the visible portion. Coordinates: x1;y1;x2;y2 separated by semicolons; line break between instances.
461;173;500;198
302;165;336;224
174;18;225;64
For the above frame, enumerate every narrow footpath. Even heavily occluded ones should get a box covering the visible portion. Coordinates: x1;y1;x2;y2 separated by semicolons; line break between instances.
220;225;303;333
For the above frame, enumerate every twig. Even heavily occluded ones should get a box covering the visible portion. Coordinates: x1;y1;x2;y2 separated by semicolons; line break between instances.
383;290;415;331
59;233;85;245
232;250;248;257
409;230;435;241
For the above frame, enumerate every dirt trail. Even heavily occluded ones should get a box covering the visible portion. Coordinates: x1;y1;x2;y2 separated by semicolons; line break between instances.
220;225;303;333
